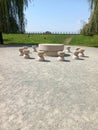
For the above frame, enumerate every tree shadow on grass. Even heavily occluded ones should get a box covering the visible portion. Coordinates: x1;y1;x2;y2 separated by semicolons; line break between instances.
0;42;39;47
93;46;98;48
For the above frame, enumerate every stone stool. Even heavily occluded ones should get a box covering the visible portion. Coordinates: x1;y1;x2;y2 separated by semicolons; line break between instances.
19;48;24;56
23;49;30;59
32;46;37;52
37;51;45;61
19;46;28;56
75;47;80;51
72;50;80;59
57;51;65;61
79;49;85;57
66;46;71;53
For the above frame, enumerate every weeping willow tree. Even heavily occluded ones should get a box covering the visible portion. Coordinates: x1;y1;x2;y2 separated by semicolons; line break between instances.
0;0;32;44
81;0;98;35
90;0;98;34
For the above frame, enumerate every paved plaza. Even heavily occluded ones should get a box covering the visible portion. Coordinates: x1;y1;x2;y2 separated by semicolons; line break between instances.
0;45;98;130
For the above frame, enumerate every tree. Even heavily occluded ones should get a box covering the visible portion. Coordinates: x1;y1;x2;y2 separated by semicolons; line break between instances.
80;0;98;35
0;0;32;44
0;32;3;44
88;0;98;34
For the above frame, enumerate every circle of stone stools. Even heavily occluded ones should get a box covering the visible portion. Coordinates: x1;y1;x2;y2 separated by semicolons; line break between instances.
72;50;80;59
19;46;28;56
37;51;45;61
23;49;30;59
57;51;65;61
32;45;37;52
79;49;85;57
66;46;71;53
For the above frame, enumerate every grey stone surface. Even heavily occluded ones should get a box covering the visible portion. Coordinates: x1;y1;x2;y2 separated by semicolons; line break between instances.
0;45;98;130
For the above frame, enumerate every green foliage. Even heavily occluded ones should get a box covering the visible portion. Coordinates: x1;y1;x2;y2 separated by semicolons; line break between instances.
3;34;98;47
81;0;98;35
84;0;98;35
80;23;94;36
0;0;31;33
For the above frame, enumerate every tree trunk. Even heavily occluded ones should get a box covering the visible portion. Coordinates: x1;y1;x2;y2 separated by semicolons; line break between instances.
0;32;3;44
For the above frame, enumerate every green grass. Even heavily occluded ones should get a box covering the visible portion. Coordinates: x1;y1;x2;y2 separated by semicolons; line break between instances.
3;33;98;47
70;35;98;47
3;34;69;45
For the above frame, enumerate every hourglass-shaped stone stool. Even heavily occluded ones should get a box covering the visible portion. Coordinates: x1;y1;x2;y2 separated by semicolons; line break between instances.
72;50;80;59
66;46;71;53
19;48;24;56
19;46;28;56
75;47;80;51
57;51;65;61
23;49;30;59
79;49;85;57
37;51;45;61
32;46;37;52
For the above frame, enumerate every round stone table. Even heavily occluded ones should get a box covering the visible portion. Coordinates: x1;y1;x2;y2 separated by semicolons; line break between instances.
38;44;64;56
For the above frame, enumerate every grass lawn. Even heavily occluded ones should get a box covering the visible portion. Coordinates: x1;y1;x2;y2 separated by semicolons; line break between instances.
70;35;98;47
3;33;98;47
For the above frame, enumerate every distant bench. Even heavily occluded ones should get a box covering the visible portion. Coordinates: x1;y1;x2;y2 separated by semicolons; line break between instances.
38;44;64;56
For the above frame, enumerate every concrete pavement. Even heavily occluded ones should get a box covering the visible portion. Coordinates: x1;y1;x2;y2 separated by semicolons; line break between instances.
0;45;98;130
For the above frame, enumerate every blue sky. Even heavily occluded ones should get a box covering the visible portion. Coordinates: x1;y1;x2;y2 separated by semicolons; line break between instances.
25;0;90;33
